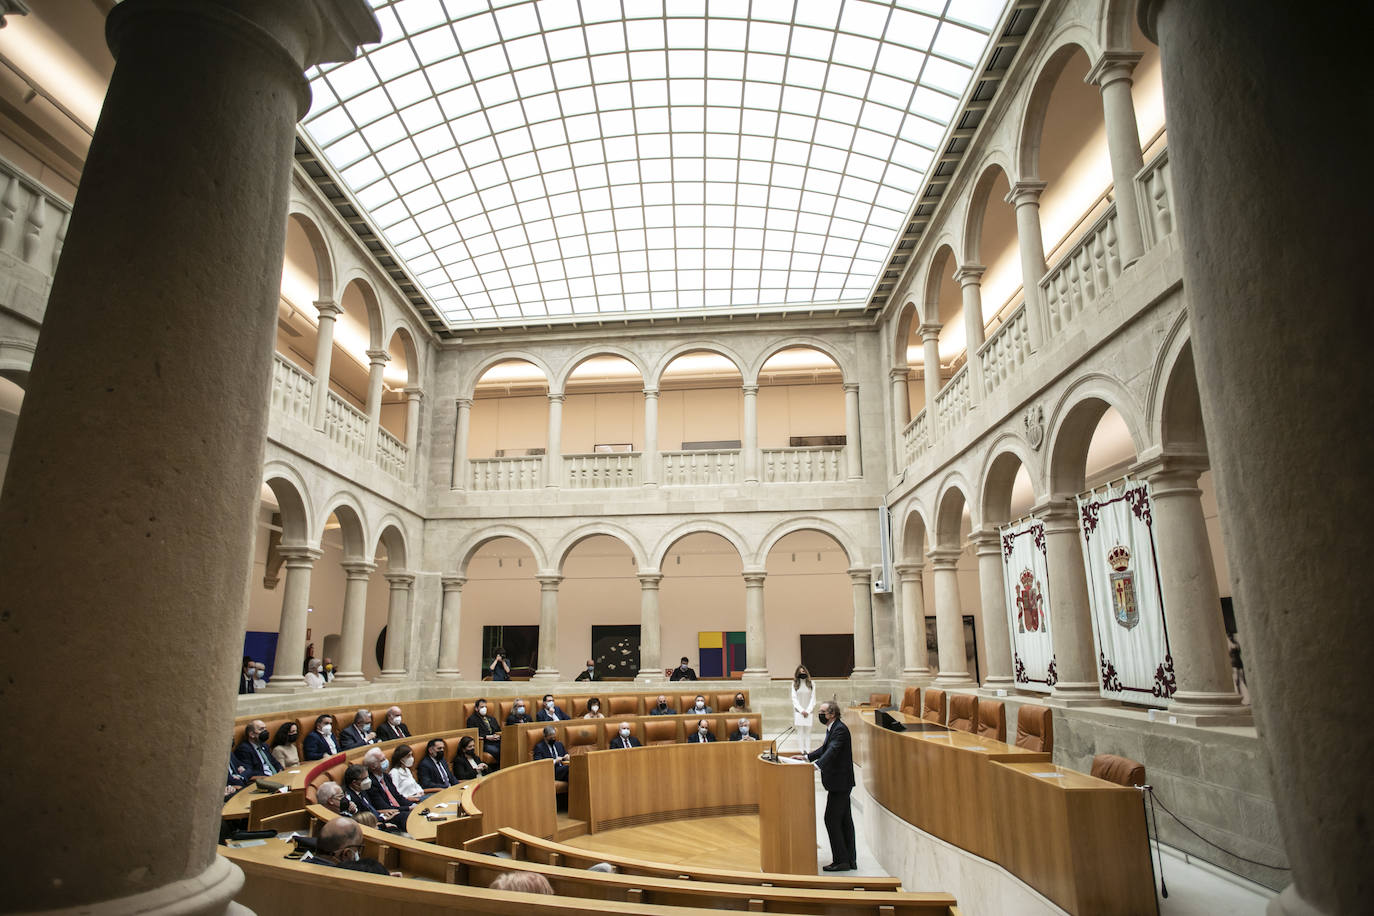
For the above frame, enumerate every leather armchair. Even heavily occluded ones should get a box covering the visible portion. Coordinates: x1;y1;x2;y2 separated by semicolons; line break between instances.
1014;705;1054;753
948;694;979;733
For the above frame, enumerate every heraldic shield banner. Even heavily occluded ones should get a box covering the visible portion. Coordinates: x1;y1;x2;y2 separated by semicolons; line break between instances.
1076;479;1176;706
1000;518;1055;693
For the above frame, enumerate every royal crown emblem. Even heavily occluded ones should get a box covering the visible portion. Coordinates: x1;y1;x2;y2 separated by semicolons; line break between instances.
1107;544;1139;630
1016;568;1045;634
1107;545;1131;572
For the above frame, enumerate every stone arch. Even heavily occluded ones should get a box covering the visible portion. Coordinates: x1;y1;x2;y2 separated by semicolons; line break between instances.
649;341;748;389
919;242;960;325
286;207;336;301
1100;0;1139;52
1014;31;1102;181
1144;310;1203;451
753;516;862;569
748;337;849;386
337;271;385;350
384;322;422;387
454;525;548;575
649;520;750;572
979;433;1042;527
317;491;369;560
553;345;650;393
962;157;1016;264
1046;374;1148;496
892;300;919;368
462;350;556;398
552;522;647;573
262;463;313;545
934;475;977;548
373;517;410;569
899;503;931;564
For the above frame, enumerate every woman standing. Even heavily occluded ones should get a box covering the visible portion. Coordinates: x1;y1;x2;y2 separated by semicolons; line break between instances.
791;664;816;752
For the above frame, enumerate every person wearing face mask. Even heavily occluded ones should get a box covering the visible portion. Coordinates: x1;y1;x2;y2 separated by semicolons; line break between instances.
387;744;427;802
574;658;599;681
670;656;698;681
316;781;354;817
238;656;256;695
307;817;389;875
791;664;816;753
531;725;570;780
687;719;716;743
452;735;490;781
339;708;378;750
466;697;502;768
321;657;335;683
303;714;339;760
729;717;759;741
505;699;532;725
793;701;856;871
232;720;281;779
648;694;675;715
361;747;410;830
269;721;301;770
303;657;326;689
417;739;456;790
376;705;410;742
729;693;749;713
341;763;401;831
252;663;268;690
535;694;569;722
581;697;605;719
689;695;712;714
610;722;641;749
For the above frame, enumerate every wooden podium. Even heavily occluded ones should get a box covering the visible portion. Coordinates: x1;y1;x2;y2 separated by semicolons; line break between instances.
756;753;817;874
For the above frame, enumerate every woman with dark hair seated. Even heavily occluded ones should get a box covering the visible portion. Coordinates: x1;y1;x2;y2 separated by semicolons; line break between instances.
388;744;427;802
270;721;301;770
303;714;339;760
582;697;605;718
452;735;490;781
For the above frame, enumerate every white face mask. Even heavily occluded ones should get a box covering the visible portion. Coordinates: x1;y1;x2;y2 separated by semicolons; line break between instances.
620;727;630;737
589;704;599;712
321;724;332;736
545;700;555;709
515;705;525;714
478;705;487;715
698;726;708;735
390;715;402;726
403;756;414;768
359;777;372;791
380;760;390;771
694;701;705;709
739;724;749;734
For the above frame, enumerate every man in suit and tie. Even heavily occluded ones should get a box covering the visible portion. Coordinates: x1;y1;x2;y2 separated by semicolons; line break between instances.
574;658;599;681
794;701;856;871
728;717;760;741
687;719;716;743
416;738;456;790
375;706;410;742
303;715;339;761
339;709;377;750
610;723;641;749
341;764;401;832
536;694;570;722
466;698;502;767
531;726;570;780
232;720;280;779
362;747;410;830
238;657;256;695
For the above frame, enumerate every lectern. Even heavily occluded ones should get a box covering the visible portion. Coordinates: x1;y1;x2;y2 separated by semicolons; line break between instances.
756;754;818;874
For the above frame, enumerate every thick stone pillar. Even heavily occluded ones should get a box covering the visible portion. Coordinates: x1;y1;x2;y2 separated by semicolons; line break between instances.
451;396;471;489
376;571;414;680
895;562;931;677
636;571;663;680
849;566;876;676
364;347;389;452
642;387;659;487
1006;181;1049;350
404;385;422;475
954;264;986;402
0;2;377;909
1138;7;1374;911
309;299;341;428
929;548;973;686
1086;51;1147;265
971;529;1014;689
269;545;322;690
742;383;759;483
920;324;941;441
544;392;563;487
1037;500;1101;702
741;569;769;679
435;575;465;679
842;381;862;479
331;559;375;686
532;572;562;680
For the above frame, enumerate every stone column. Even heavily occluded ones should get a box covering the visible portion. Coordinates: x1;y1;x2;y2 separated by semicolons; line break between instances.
971;529;1014;690
435;575;465;679
451;396;471;489
642;387;659;487
842;381;862;479
532;572;562;680
376;571;414;680
849;566;876;676
309;299;341;429
331;559;375;686
929;548;974;686
636;571;663;680
1037;500;1101;702
404;385;422;476
1086;51;1147;265
741;569;769;679
890;366;910;428
895;562;931;677
544;392;564;487
954;264;986;402
269;545;323;691
742;383;759;483
364;346;390;453
1006;181;1049;350
920;324;941;442
0;2;378;910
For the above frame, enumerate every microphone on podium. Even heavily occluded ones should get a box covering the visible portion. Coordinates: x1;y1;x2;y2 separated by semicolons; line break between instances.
767;725;796;761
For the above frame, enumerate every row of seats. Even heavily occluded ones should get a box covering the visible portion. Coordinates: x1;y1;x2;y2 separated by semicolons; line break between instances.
897;686;1053;752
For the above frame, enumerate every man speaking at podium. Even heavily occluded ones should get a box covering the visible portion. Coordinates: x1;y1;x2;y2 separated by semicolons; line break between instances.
793;701;855;871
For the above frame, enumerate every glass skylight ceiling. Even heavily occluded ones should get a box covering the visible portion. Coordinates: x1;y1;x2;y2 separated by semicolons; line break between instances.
303;0;1010;327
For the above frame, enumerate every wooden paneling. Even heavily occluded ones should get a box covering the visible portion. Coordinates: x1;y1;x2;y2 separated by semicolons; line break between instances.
757;755;818;874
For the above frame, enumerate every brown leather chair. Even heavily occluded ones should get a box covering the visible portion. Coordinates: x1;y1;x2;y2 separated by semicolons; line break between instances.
721;714;763;741
900;687;920;716
304;754;347;803
716;691;746;712
1015;705;1054;754
948;694;978;733
1092;753;1146;787
643;719;678;746
868;692;892;707
921;688;947;725
976;700;1006;742
567;696;593;717
607;695;639;717
563;723;601;757
602;720;642;744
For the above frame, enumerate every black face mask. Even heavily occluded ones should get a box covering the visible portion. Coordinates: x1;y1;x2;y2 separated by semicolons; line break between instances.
817;710;828;725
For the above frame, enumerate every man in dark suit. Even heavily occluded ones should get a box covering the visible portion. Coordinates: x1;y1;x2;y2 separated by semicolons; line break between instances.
339;709;377;750
362;747;410;831
466;698;502;768
416;738;456;790
375;706;410;742
341;764;400;831
506;699;533;725
686;719;716;743
610;723;641;749
303;715;339;761
648;694;674;715
531;726;570;780
669;656;698;681
796;701;856;871
238;657;256;695
728;717;760;741
536;694;570;721
232;720;280;779
574;658;599;681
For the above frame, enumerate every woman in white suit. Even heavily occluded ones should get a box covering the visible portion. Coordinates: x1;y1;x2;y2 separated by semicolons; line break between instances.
791;665;816;752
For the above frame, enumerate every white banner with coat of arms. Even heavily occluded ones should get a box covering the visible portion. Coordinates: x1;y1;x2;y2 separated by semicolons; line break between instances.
1000;518;1055;693
1077;479;1176;706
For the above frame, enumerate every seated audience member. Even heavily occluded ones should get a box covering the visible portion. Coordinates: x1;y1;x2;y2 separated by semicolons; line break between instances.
687;719;716;743
536;694;570;721
388;744;427;802
321;657;335;683
238;657;256;695
376;705;410;741
452;735;491;781
610;723;641;749
308;817;389;875
316;781;353;816
648;694;674;715
252;662;268;690
467;697;503;766
303;657;326;689
362;748;410;830
688;694;712;714
729;692;749;713
730;717;759;741
670;656;698;681
339;709;377;750
489;647;511;681
575;659;599;681
582;697;605;719
269;721;301;770
341;764;400;831
490;872;554;894
351;811;379;829
506;699;533;725
303;714;339;760
532;725;570;780
417;738;456;790
225;759;251;798
588;862;618;874
233;720;280;778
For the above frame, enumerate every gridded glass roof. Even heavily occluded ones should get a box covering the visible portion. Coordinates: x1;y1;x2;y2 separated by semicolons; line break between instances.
303;0;1010;327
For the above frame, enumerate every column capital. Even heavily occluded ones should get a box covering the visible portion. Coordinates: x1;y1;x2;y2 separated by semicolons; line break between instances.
404;385;423;400
1005;180;1047;208
968;528;1003;554
917;322;942;342
339;559;376;579
547;392;566;404
535;572;563;589
1134;454;1209;497
953;263;986;286
383;570;415;588
314;299;343;320
1086;50;1143;89
278;544;323;565
842;381;860;394
1032;498;1079;529
441;574;467;591
742;568;768;586
642;387;659;399
847;565;871;585
366;348;390;366
893;562;923;581
637;571;663;588
889;366;910;381
456;396;473;409
741;384;759;396
926;547;962;569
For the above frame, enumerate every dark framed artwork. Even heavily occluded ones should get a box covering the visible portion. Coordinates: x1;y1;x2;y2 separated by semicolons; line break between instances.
590;624;641;678
925;615;981;683
800;633;855;678
483;624;539;676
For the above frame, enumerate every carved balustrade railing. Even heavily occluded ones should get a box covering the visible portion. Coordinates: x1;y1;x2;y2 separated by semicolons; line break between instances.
271;352;315;425
660;449;741;486
565;452;640;488
468;456;544;491
761;446;844;483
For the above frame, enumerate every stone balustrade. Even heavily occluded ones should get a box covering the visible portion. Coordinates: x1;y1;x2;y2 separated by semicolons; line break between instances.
324;390;369;459
1136;147;1175;247
934;364;970;433
978;302;1032;397
468;456;544;491
271;352;315;425
565;451;640;488
0;159;70;282
1041;204;1123;337
375;426;408;481
761;445;845;483
660;448;741;486
901;410;929;466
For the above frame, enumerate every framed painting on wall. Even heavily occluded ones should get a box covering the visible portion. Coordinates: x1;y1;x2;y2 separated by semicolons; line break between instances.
590;624;641;679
